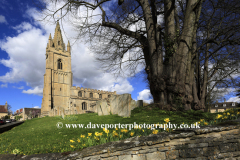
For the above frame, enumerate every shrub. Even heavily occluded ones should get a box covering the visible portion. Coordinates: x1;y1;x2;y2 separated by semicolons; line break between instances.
15;116;22;120
4;115;10;119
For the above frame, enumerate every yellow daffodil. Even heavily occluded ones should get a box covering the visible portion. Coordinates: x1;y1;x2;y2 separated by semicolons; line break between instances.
88;133;92;136
164;118;170;123
104;129;109;134
80;134;85;138
130;132;134;136
113;132;119;137
95;132;99;136
152;130;158;134
70;140;75;143
134;125;138;129
217;114;222;119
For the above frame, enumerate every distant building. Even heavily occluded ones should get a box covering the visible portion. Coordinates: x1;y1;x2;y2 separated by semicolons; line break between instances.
15;108;41;120
0;101;8;118
210;99;239;113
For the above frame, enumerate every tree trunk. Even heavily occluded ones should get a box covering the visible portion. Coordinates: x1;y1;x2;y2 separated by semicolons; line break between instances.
146;0;204;111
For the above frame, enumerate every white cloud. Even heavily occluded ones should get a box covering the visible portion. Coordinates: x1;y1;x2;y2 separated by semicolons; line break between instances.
12;22;33;33
33;106;40;108
137;89;153;104
0;15;7;24
227;97;240;103
0;83;7;88
13;86;24;89
22;86;43;96
0;2;135;96
0;24;46;89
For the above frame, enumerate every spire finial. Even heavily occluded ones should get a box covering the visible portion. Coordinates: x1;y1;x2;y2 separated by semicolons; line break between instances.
49;33;52;40
67;40;71;53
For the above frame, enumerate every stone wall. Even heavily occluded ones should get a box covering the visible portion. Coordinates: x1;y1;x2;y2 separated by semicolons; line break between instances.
97;94;143;117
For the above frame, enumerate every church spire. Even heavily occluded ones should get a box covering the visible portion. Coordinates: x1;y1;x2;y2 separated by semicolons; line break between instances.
49;33;52;40
53;21;65;51
67;40;71;53
47;33;53;48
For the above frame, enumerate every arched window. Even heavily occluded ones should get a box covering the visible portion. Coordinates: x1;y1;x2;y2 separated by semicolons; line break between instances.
57;59;62;70
90;92;93;98
78;91;82;97
99;94;102;99
108;95;111;98
82;102;87;110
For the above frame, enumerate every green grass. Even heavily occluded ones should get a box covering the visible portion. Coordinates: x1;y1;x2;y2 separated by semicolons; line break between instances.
0;105;239;156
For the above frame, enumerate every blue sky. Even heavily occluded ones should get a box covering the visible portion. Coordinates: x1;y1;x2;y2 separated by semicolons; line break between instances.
0;0;239;113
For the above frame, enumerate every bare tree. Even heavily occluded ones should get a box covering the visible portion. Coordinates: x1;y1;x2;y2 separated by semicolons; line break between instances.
7;104;13;115
38;0;240;111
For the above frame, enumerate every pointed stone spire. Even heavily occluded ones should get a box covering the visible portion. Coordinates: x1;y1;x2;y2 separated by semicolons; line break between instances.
49;33;52;40
53;21;65;51
47;33;53;48
67;40;71;53
5;101;7;110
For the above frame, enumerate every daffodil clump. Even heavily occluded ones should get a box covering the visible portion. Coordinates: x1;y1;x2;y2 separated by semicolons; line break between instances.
213;108;240;123
195;108;240;127
68;118;178;149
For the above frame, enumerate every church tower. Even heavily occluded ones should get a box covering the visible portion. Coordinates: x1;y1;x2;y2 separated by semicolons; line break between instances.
41;21;73;116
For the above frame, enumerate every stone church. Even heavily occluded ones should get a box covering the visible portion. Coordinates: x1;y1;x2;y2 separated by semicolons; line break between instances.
41;22;117;117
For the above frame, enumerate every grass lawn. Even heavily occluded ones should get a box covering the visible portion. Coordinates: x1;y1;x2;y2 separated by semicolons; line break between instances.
0;104;239;156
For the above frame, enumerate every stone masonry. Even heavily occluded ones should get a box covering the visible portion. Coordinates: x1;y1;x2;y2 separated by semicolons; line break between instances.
97;94;143;117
